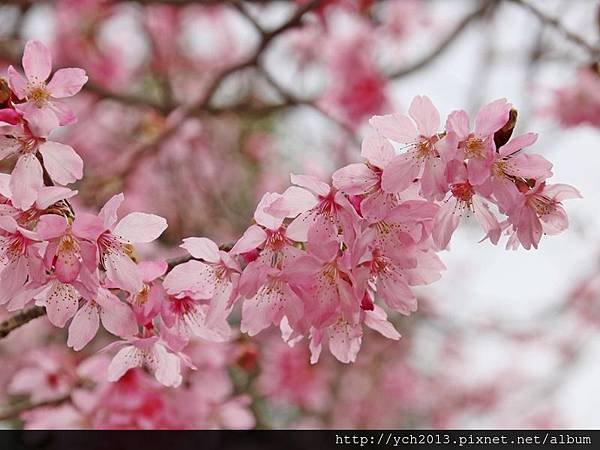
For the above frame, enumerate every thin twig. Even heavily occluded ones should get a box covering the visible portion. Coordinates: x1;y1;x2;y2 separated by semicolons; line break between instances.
510;0;600;58
114;0;320;181
388;0;497;79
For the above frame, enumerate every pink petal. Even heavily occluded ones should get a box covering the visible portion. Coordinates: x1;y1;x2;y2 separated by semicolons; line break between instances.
445;110;470;140
381;153;420;193
467;153;493;186
38;141;83;185
47;68;88;98
138;260;168;282
67;301;99;351
55;241;82;284
364;305;401;339
474;98;511;137
420;157;448;201
378;271;417;314
72;212;105;241
104;251;143;293
285;210;313;242
99;193;124;230
10;153;43;210
230;224;267;254
516;206;542;250
181;237;220;263
290;173;330;197
543;183;582;201
36;214;68;240
408;95;440;137
473;197;501;244
271;186;318;218
332;163;379;195
44;281;79;328
97;291;137;338
7;66;27;99
499;132;538;157
506;153;553;180
327;320;362;364
22;40;52;82
253;192;285;230
432;199;460;250
15;103;59;137
163;260;216;298
50;100;77;126
35;186;77;209
151;344;182;387
114;212;167;243
369;113;418;143
360;133;395;168
107;346;143;382
240;291;280;336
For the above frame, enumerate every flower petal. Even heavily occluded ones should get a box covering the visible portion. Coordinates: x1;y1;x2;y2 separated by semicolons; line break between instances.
47;68;88;98
22;40;52;82
39;141;83;185
181;237;220;263
408;95;440;137
10;153;43;210
67;301;100;351
114;212;167;243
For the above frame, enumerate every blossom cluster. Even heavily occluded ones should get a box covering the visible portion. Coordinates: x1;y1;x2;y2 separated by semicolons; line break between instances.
168;97;580;367
0;40;579;389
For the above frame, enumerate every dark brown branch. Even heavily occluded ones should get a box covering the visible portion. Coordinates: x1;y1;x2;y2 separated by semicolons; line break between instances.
388;0;497;79
114;0;320;181
510;0;600;58
0;306;46;339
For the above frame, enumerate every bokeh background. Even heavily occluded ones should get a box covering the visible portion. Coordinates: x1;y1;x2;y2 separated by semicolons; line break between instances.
0;0;599;429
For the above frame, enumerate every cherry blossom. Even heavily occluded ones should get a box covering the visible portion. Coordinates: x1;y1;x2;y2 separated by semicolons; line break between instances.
8;40;88;137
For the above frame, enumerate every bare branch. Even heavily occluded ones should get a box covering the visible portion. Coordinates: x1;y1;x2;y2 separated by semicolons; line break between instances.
0;306;46;339
510;0;600;58
388;0;497;79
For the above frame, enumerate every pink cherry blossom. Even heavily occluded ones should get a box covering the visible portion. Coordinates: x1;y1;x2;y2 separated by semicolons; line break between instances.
444;98;512;186
0;125;82;209
432;160;502;250
332;133;398;220
370;95;447;200
67;287;138;351
128;260;168;326
505;182;581;250
0;215;45;306
71;193;168;293
8;40;88;137
106;335;186;388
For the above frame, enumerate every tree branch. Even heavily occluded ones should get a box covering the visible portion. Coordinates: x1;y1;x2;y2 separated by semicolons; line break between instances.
0;306;46;339
388;0;497;79
509;0;600;58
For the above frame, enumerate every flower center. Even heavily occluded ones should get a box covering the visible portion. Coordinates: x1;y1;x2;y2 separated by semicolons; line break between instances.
415;138;436;160
27;83;50;108
321;262;339;285
450;182;475;204
463;136;485;159
529;195;556;217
